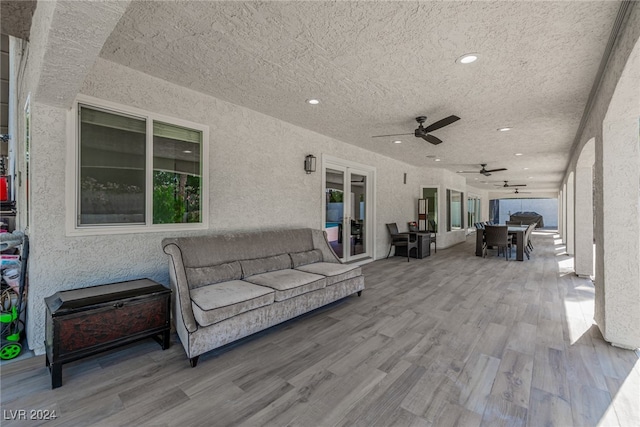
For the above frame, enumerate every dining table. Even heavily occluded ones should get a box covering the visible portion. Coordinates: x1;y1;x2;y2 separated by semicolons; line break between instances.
475;225;529;261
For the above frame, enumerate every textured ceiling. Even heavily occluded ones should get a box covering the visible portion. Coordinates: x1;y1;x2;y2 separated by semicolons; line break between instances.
100;1;621;193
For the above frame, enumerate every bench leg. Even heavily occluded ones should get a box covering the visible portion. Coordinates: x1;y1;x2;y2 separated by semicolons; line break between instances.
357;291;362;297
50;362;62;389
161;330;170;350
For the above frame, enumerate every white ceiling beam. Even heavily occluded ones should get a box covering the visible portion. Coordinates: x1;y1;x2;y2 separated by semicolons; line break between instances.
29;0;130;108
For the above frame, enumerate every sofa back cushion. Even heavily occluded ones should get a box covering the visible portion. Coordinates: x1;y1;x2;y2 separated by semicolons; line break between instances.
162;228;315;268
290;249;323;268
240;253;292;277
185;261;243;289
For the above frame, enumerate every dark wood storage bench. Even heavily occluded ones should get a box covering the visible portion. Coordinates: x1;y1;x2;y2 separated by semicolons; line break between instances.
44;279;171;389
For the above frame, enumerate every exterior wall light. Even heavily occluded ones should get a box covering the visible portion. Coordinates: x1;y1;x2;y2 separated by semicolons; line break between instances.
304;154;317;174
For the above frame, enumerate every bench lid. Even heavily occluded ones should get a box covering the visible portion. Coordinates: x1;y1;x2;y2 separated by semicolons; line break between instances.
45;279;169;315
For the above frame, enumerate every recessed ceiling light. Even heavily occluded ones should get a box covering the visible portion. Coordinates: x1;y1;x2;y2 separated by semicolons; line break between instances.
457;53;479;64
474;178;478;180
529;176;534;179
393;140;402;144
306;98;320;105
523;167;529;170
434;158;441;162
515;153;523;156
497;127;511;132
183;150;192;154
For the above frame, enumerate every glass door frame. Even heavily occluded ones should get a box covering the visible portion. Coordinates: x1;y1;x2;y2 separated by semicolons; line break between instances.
322;155;376;263
467;193;481;233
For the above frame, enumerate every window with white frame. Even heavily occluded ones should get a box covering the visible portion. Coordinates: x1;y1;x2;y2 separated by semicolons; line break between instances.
72;100;207;232
447;189;464;231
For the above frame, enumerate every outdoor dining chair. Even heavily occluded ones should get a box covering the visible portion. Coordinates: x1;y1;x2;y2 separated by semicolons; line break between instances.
386;223;418;262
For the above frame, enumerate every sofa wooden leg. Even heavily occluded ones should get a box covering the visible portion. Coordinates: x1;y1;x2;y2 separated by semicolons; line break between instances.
357;291;362;297
189;356;199;368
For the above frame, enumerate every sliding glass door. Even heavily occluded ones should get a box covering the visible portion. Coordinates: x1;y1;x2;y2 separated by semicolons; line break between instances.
468;195;481;229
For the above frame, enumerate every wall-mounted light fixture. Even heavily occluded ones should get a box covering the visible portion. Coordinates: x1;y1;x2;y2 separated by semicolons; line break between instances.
304;154;317;174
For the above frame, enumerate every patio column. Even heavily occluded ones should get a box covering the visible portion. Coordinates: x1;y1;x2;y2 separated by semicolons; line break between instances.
575;162;594;277
558;189;563;239
566;173;575;255
596;116;640;349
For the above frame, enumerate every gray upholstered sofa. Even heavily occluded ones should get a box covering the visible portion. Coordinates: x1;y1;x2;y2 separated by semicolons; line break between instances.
162;228;365;367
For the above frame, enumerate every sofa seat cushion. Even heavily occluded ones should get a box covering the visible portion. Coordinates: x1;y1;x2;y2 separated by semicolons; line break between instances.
244;269;326;301
190;280;275;327
295;262;362;286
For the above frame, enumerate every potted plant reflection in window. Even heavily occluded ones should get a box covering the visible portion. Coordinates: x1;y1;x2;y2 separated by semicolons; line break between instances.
80;177;143;224
153;171;200;224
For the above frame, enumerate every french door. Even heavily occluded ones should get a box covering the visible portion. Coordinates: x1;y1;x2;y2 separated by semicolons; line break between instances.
323;157;374;262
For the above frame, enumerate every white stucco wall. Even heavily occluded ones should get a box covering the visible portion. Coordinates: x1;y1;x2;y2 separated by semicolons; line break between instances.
20;58;469;354
561;4;640;348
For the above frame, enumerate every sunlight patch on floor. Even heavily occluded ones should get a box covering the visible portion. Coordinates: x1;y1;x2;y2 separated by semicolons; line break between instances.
557;256;574;276
563;285;596;345
563;301;590;344
555;248;568;257
603;358;640;426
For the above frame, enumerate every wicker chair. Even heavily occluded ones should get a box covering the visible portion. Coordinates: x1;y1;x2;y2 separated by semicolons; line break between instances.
386;223;418;262
483;225;512;260
524;223;535;259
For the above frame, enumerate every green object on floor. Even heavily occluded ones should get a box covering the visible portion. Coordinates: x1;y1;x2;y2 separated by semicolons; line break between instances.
0;342;22;359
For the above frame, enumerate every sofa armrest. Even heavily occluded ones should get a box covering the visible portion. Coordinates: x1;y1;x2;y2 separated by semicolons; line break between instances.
163;243;198;333
311;229;341;263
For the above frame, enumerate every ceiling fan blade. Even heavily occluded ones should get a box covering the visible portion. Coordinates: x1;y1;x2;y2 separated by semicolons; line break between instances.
484;168;507;173
482;172;492;176
424;115;460;133
422;134;443;145
371;133;413;138
457;171;480;173
510;184;527;187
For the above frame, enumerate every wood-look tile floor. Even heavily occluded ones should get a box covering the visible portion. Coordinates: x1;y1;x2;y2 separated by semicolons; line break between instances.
1;231;639;426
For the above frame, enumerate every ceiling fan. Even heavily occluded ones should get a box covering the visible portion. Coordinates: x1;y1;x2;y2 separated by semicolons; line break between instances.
513;188;531;194
371;115;460;145
496;180;527;188
457;164;507;176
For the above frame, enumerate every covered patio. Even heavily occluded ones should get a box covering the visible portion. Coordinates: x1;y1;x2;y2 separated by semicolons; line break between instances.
2;231;638;425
